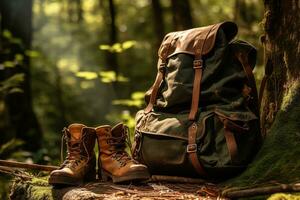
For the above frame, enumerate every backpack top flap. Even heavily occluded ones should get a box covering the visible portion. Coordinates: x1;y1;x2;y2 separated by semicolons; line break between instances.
158;21;238;62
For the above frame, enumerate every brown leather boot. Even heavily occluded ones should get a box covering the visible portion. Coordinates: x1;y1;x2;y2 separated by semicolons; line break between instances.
48;124;96;186
95;123;150;183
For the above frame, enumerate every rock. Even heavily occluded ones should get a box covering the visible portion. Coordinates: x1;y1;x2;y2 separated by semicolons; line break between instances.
10;178;214;200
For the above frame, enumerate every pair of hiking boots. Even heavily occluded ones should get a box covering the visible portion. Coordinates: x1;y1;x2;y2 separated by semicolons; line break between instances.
48;123;150;186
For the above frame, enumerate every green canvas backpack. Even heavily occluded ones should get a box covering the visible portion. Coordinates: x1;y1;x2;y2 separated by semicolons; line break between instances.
132;21;262;179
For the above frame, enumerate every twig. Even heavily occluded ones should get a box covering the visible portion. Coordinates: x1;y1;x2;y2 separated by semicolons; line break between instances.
0;159;59;171
150;175;206;184
222;183;300;198
0;166;32;180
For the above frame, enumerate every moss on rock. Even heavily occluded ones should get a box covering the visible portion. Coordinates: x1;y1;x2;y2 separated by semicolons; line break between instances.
224;85;300;187
10;177;53;200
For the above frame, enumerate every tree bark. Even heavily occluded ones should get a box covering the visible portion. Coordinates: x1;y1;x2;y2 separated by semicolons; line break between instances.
0;0;42;151
99;0;119;91
170;0;193;30
151;0;165;50
260;0;300;136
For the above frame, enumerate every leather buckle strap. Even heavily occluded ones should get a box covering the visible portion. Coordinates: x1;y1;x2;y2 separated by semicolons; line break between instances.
187;122;207;176
188;67;203;121
144;72;163;113
188;24;216;121
187;25;216;176
158;63;166;73
144;35;175;114
187;144;197;153
193;59;203;69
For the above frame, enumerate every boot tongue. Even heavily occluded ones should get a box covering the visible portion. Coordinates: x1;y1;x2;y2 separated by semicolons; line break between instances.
111;123;124;137
68;123;86;141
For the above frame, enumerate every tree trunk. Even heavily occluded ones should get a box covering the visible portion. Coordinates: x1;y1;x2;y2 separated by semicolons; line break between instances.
170;0;193;30
107;0;118;74
260;0;300;136
99;0;119;91
151;0;165;50
0;0;42;151
225;0;300;187
75;0;83;23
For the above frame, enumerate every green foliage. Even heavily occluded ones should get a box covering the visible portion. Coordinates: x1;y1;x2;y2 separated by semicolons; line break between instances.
2;29;22;45
99;40;137;53
0;73;24;94
11;178;53;200
75;71;98;80
2;29;12;39
112;91;145;108
75;70;129;83
25;50;40;58
0;139;24;159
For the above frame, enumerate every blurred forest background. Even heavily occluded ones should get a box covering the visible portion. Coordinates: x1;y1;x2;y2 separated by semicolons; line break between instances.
0;0;264;197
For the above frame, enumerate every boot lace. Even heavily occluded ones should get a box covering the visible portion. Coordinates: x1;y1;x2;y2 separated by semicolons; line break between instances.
60;127;90;169
108;125;134;167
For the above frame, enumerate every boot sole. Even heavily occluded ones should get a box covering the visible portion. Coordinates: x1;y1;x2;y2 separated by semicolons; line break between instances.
49;167;96;186
101;169;150;184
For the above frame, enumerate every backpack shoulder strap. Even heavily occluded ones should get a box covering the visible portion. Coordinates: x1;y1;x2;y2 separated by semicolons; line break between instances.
144;34;175;113
235;51;260;116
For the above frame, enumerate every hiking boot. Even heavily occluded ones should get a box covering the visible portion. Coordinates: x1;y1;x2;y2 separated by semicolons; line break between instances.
48;124;96;186
95;123;150;183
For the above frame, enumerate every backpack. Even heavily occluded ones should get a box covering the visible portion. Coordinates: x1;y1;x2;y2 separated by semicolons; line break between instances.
132;21;262;179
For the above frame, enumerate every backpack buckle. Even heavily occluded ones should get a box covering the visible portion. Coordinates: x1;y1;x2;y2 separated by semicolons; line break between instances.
159;63;166;73
187;144;197;153
193;59;203;69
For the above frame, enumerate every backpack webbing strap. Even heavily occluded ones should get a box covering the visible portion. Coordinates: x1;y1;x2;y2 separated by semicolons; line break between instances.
187;25;216;176
236;52;260;116
224;125;238;163
144;35;175;113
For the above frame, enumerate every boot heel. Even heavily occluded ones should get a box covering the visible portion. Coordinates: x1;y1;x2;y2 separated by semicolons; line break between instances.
84;167;96;182
101;170;111;182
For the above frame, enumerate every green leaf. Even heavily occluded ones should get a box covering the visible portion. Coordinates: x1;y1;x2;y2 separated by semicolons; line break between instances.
2;30;12;39
0;74;25;92
3;61;15;68
99;44;111;51
101;77;114;83
117;75;129;82
75;71;98;80
99;40;137;53
98;71;129;83
122;40;136;49
8;88;23;94
112;99;143;107
80;81;95;89
99;71;116;82
15;54;24;62
131;91;145;100
112;43;123;53
120;110;135;128
25;50;40;58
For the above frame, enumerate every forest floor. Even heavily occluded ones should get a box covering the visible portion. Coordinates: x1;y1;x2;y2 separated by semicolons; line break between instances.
9;174;218;200
9;175;300;200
